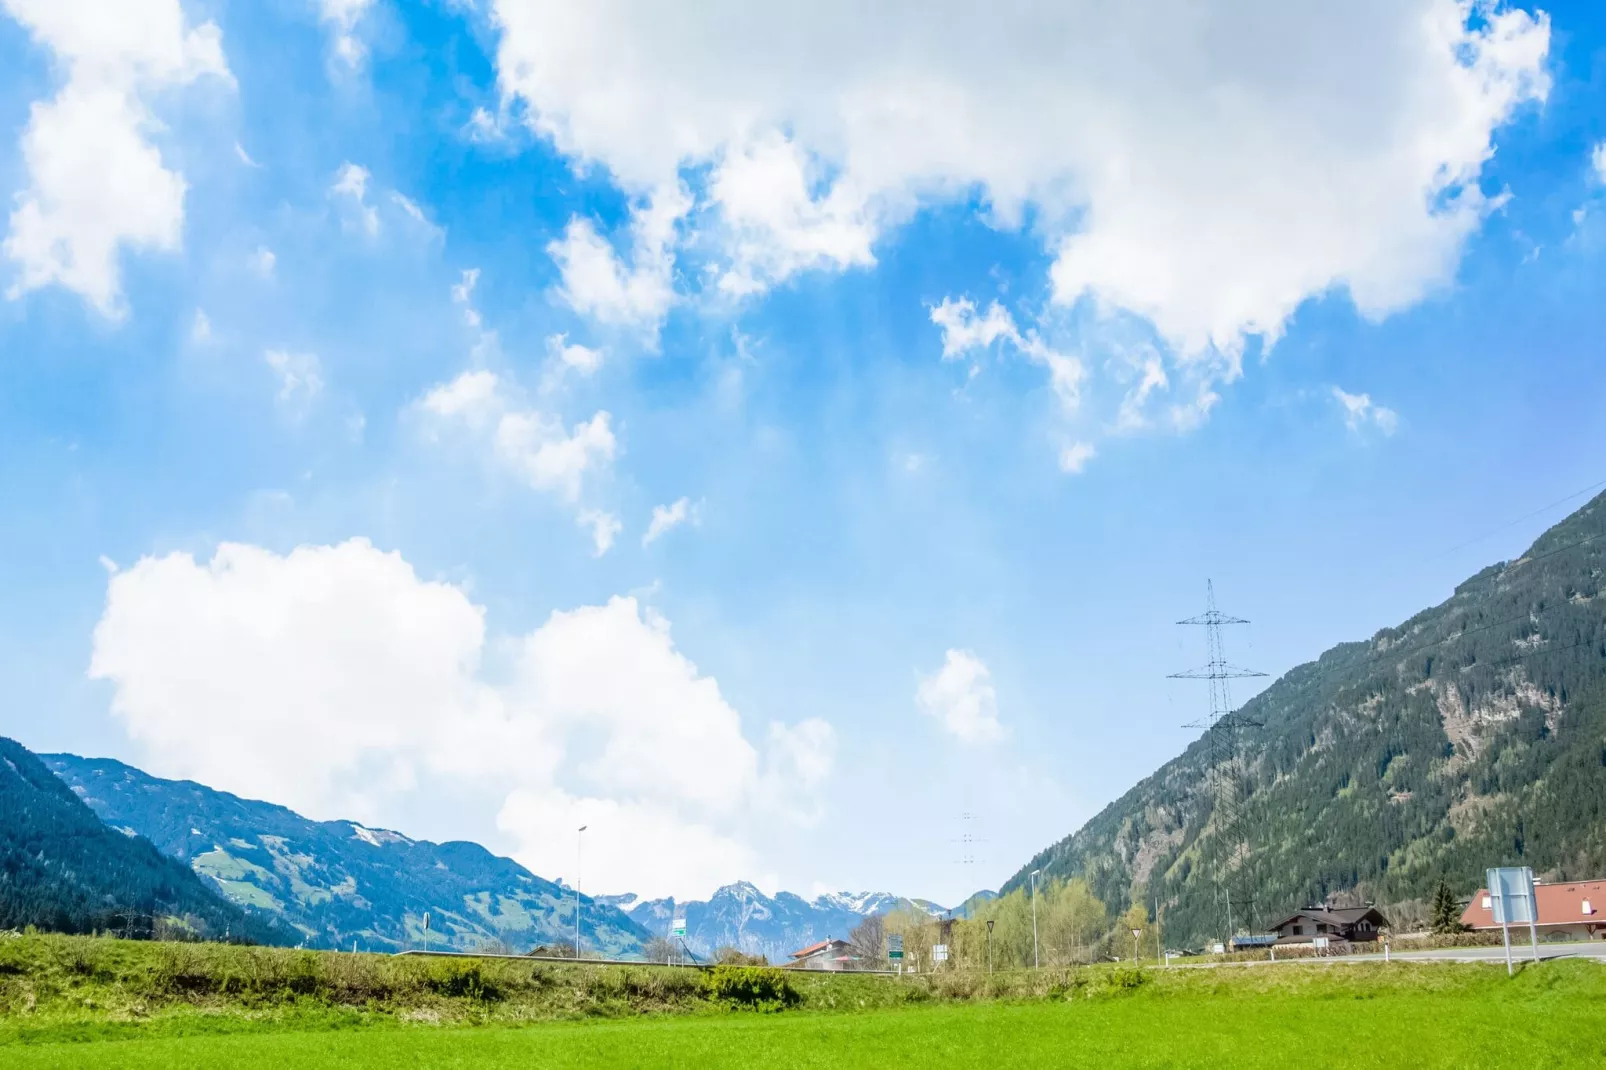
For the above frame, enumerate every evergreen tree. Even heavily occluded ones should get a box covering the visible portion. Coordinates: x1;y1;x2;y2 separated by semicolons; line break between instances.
1430;879;1465;935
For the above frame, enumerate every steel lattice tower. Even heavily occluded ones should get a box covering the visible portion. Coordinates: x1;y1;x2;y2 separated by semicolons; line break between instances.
1169;581;1267;941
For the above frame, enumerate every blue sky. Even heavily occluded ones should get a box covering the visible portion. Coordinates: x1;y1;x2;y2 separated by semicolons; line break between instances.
1;0;1604;906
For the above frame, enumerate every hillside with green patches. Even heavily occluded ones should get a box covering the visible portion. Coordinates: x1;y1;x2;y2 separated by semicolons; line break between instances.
0;739;284;945
1006;492;1606;947
42;756;648;956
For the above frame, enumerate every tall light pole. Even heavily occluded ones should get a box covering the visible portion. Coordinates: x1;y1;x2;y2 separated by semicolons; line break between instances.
1030;869;1041;969
575;825;587;959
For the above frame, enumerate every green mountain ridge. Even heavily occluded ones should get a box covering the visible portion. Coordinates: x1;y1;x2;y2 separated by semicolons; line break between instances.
44;754;649;955
0;737;285;943
1005;492;1606;947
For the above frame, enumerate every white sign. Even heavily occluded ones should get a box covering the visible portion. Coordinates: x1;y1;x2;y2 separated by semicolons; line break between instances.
1312;935;1329;949
671;917;687;937
932;944;949;963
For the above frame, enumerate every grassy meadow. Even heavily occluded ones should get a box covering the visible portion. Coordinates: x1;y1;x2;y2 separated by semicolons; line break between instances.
1;934;1603;1067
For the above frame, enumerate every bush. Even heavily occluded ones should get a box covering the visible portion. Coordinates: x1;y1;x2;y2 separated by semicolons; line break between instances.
1106;965;1146;990
700;965;800;1010
427;962;503;1002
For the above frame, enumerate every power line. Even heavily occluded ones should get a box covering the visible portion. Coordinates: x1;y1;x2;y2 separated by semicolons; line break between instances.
1425;477;1606;563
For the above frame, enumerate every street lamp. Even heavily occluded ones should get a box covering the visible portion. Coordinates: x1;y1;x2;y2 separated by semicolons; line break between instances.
986;919;995;975
1030;869;1042;969
575;825;587;959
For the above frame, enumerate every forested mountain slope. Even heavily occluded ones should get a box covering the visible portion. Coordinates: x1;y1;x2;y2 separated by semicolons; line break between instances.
1005;492;1606;948
45;755;648;955
1;738;283;942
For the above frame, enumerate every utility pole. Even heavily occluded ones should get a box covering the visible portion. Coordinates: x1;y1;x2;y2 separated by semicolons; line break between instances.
1030;869;1042;969
986;919;995;975
1170;581;1266;944
575;825;587;959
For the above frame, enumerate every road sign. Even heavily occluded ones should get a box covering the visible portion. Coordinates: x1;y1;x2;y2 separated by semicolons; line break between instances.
887;934;904;961
671;917;687;937
1487;866;1540;973
932;944;948;963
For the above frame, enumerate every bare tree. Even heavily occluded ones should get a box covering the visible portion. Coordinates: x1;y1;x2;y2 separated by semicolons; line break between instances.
643;936;677;963
848;913;886;967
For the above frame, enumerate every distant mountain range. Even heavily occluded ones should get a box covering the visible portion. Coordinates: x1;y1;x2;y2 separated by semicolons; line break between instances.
0;738;285;944
44;754;648;955
615;882;957;961
1007;491;1606;948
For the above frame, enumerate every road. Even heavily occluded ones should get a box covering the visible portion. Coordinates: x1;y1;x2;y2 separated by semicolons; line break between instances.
1169;938;1606;968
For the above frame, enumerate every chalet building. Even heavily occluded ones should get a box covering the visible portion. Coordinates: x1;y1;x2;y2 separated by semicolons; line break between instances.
1459;878;1606;941
787;938;856;971
1268;906;1388;946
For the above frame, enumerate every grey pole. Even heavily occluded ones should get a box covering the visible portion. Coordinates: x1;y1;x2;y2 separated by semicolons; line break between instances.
1527;876;1540;964
575;825;587;959
986;919;994;975
1030;869;1041;969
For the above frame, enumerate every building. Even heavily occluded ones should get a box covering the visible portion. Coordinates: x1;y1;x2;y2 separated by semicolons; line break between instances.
1268;906;1389;946
787;938;856;970
1459;878;1606;941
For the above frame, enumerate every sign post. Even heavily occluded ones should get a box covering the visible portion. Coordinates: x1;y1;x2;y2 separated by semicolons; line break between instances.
888;933;904;975
671;917;687;965
1487;867;1540;975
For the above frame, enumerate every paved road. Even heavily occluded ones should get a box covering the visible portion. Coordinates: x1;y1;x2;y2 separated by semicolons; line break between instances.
1171;939;1606;968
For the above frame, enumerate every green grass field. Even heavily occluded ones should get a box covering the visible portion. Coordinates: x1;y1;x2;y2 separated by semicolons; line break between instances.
3;935;1604;1067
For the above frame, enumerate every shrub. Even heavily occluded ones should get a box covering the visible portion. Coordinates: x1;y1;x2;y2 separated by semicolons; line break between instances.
1106;965;1146;990
428;961;503;1002
700;965;800;1009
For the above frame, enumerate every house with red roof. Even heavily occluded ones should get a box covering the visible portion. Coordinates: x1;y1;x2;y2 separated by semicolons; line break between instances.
1460;878;1606;942
787;938;856;970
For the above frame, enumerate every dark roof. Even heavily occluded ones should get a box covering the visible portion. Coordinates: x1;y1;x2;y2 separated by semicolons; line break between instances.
1269;906;1388;930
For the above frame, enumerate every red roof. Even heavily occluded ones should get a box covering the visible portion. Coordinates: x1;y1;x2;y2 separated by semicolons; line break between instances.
789;938;849;959
1460;878;1606;928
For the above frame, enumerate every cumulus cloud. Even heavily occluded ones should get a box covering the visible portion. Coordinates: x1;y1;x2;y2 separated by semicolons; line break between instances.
1;0;232;316
1331;386;1399;436
89;541;834;897
546;334;603;376
930;296;1084;414
1592;142;1606;186
642;497;700;546
916;649;1004;743
319;0;374;67
492;0;1549;358
547;185;689;341
420;370;615;504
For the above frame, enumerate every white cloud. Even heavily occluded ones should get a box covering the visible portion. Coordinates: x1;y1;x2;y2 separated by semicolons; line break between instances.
464;106;505;143
494;0;1548;361
250;245;276;278
547;185;689;340
929;295;1084;414
319;0;374;67
930;297;1017;360
1590;142;1606;186
1331;386;1399;436
190;309;211;343
916;649;1004;744
234;141;260;167
264;349;324;408
2;0;232;317
546;333;603;376
90;543;831;898
420;370;615;502
331;162;379;236
642;496;700;546
1058;441;1096;474
577;508;622;556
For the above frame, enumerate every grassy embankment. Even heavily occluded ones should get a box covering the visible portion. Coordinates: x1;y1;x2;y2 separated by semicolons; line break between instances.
2;933;1603;1067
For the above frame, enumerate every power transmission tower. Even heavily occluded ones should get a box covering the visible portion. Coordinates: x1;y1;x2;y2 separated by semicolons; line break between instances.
1169;580;1266;943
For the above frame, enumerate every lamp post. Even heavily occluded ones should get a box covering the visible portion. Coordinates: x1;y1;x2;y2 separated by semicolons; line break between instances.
575;825;587;959
1030;869;1042;969
986;919;995;975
